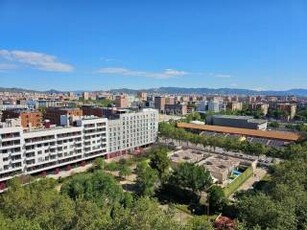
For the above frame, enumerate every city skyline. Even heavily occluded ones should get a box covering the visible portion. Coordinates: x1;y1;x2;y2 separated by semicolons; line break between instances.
1;0;307;90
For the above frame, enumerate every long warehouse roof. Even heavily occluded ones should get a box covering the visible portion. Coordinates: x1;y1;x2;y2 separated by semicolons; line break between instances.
177;122;300;142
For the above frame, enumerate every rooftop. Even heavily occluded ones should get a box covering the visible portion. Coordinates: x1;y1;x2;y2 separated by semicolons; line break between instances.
177;122;300;142
212;115;267;124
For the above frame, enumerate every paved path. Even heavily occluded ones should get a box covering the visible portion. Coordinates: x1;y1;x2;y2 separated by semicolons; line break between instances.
48;153;135;180
236;168;267;191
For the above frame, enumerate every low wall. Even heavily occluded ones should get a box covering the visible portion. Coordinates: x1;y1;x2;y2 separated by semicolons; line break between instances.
223;166;253;197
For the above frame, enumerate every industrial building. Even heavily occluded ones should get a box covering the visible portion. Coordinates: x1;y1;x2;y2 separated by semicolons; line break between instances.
207;115;268;130
177;122;300;142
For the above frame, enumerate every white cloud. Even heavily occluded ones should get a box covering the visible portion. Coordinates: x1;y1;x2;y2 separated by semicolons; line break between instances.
0;63;18;71
0;49;73;72
230;83;238;87
213;74;232;78
100;57;120;63
97;67;188;79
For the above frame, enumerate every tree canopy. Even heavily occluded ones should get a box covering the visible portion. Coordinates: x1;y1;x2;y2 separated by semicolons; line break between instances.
170;162;212;195
135;161;159;197
149;147;171;181
236;151;307;230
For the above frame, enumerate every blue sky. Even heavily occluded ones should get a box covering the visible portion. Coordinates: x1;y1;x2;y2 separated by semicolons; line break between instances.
0;0;307;91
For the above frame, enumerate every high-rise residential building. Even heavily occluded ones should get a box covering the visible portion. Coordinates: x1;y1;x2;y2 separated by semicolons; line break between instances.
165;96;175;105
137;92;148;101
0;109;159;183
1;109;43;129
108;108;158;155
266;96;278;102
44;107;83;125
189;96;197;103
115;95;128;108
82;105;122;119
180;96;189;103
67;92;75;100
249;103;269;115
231;96;239;102
165;104;187;115
196;101;208;112
276;103;297;119
82;92;89;101
35;100;63;108
287;96;297;102
227;102;243;111
208;100;226;113
247;96;257;103
154;96;166;113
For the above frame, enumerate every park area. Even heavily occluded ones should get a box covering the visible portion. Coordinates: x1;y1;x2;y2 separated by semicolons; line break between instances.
0;142;270;229
48;144;229;224
50;146;218;225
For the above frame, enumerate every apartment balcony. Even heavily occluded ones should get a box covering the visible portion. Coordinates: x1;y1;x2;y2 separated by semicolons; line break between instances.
84;127;97;132
10;151;22;156
0;144;21;150
11;158;23;164
49;151;57;156
57;134;82;141
0;136;21;142
25;136;55;144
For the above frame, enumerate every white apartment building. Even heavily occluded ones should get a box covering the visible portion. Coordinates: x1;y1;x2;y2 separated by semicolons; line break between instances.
208;100;227;113
0;109;158;183
108;108;158;156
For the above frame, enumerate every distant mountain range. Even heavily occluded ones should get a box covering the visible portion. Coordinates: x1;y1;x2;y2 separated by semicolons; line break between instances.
1;87;307;96
109;87;307;97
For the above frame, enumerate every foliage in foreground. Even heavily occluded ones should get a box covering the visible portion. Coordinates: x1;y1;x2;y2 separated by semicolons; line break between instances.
236;153;307;229
0;170;215;230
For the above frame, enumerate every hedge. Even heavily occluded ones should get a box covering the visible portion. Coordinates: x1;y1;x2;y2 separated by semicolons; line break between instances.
223;166;253;197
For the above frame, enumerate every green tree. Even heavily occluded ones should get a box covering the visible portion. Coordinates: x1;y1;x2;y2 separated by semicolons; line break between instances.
135;161;159;197
269;121;280;128
110;197;182;230
118;165;132;180
208;185;227;213
0;178;75;230
149;147;171;181
71;199;110;230
60;171;124;207
170;162;212;197
93;157;105;170
186;216;214;230
237;192;296;230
